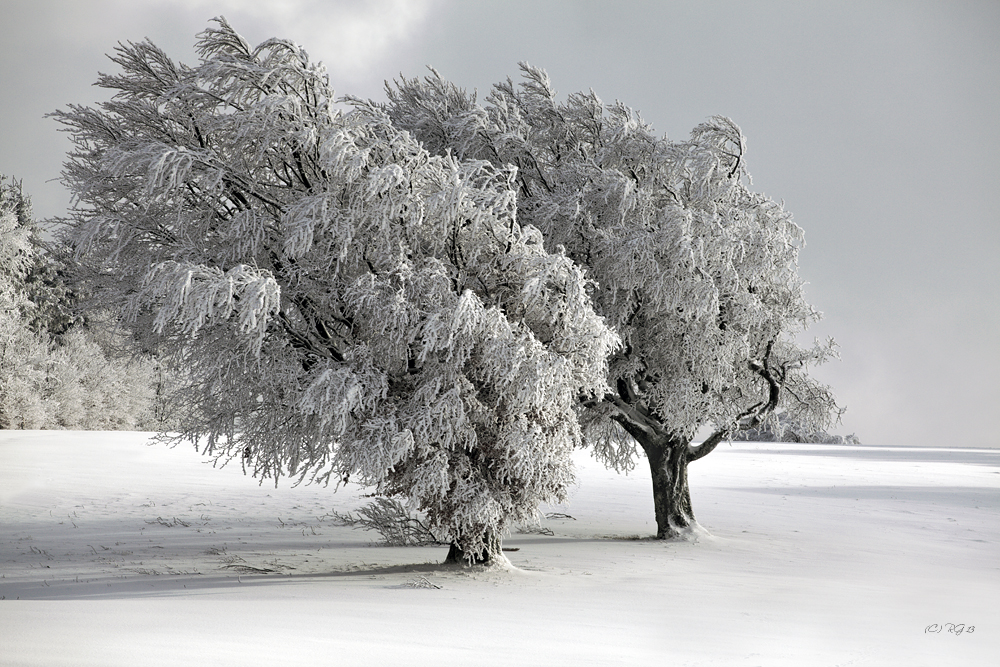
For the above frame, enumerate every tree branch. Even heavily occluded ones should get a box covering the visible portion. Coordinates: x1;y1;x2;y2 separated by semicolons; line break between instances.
598;392;661;435
688;339;781;462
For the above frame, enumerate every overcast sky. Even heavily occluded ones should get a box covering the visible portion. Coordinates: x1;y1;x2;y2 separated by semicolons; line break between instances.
2;0;998;448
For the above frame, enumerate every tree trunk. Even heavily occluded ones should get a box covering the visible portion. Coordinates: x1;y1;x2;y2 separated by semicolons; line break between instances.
639;435;695;539
444;532;501;565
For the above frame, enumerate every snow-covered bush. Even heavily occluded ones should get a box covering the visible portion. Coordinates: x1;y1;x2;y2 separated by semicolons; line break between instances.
330;498;444;547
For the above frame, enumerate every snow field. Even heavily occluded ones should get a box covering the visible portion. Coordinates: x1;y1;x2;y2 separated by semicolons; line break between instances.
1;431;997;666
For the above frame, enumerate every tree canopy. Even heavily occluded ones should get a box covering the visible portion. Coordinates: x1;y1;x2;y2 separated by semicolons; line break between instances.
383;64;840;536
54;20;618;562
54;18;841;554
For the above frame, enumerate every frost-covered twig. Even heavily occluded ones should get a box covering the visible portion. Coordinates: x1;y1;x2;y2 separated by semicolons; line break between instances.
404;576;441;589
329;498;445;547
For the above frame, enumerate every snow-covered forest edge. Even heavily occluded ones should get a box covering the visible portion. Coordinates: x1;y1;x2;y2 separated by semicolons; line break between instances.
2;430;997;666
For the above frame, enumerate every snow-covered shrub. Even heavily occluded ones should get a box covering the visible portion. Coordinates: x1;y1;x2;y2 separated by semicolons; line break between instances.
330;498;444;547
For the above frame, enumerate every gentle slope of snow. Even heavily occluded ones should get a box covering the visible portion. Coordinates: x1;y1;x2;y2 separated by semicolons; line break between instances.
1;431;997;665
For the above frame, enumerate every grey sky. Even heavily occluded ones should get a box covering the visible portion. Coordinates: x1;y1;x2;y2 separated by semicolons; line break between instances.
1;0;997;447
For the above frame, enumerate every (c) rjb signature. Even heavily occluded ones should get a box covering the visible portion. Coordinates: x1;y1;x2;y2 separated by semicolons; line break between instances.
925;623;974;635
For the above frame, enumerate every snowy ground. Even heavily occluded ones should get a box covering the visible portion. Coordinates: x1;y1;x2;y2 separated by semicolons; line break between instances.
1;431;997;666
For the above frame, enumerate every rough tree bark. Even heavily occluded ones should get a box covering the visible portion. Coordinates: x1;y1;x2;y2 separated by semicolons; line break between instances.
444;532;502;565
618;424;696;539
641;436;695;538
607;343;781;539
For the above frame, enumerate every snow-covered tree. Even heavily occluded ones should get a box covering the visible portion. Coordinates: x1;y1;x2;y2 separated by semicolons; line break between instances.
22;242;84;338
1;175;162;430
733;412;860;445
1;176;49;426
384;65;842;538
54;20;617;563
0;176;34;315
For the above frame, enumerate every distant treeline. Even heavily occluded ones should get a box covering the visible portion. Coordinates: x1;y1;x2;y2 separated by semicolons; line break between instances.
1;175;173;430
733;414;860;444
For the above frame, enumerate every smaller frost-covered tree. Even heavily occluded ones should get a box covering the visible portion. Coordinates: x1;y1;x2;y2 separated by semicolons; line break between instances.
733;413;860;445
384;65;842;538
54;20;617;563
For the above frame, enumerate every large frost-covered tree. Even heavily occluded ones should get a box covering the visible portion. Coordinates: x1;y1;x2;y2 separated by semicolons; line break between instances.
384;65;841;538
54;21;617;563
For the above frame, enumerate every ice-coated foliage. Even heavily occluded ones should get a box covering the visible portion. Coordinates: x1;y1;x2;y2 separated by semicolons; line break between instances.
1;177;161;430
1;177;56;428
384;65;841;459
733;413;861;445
383;65;842;537
0;176;34;314
54;21;618;561
0;323;162;431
